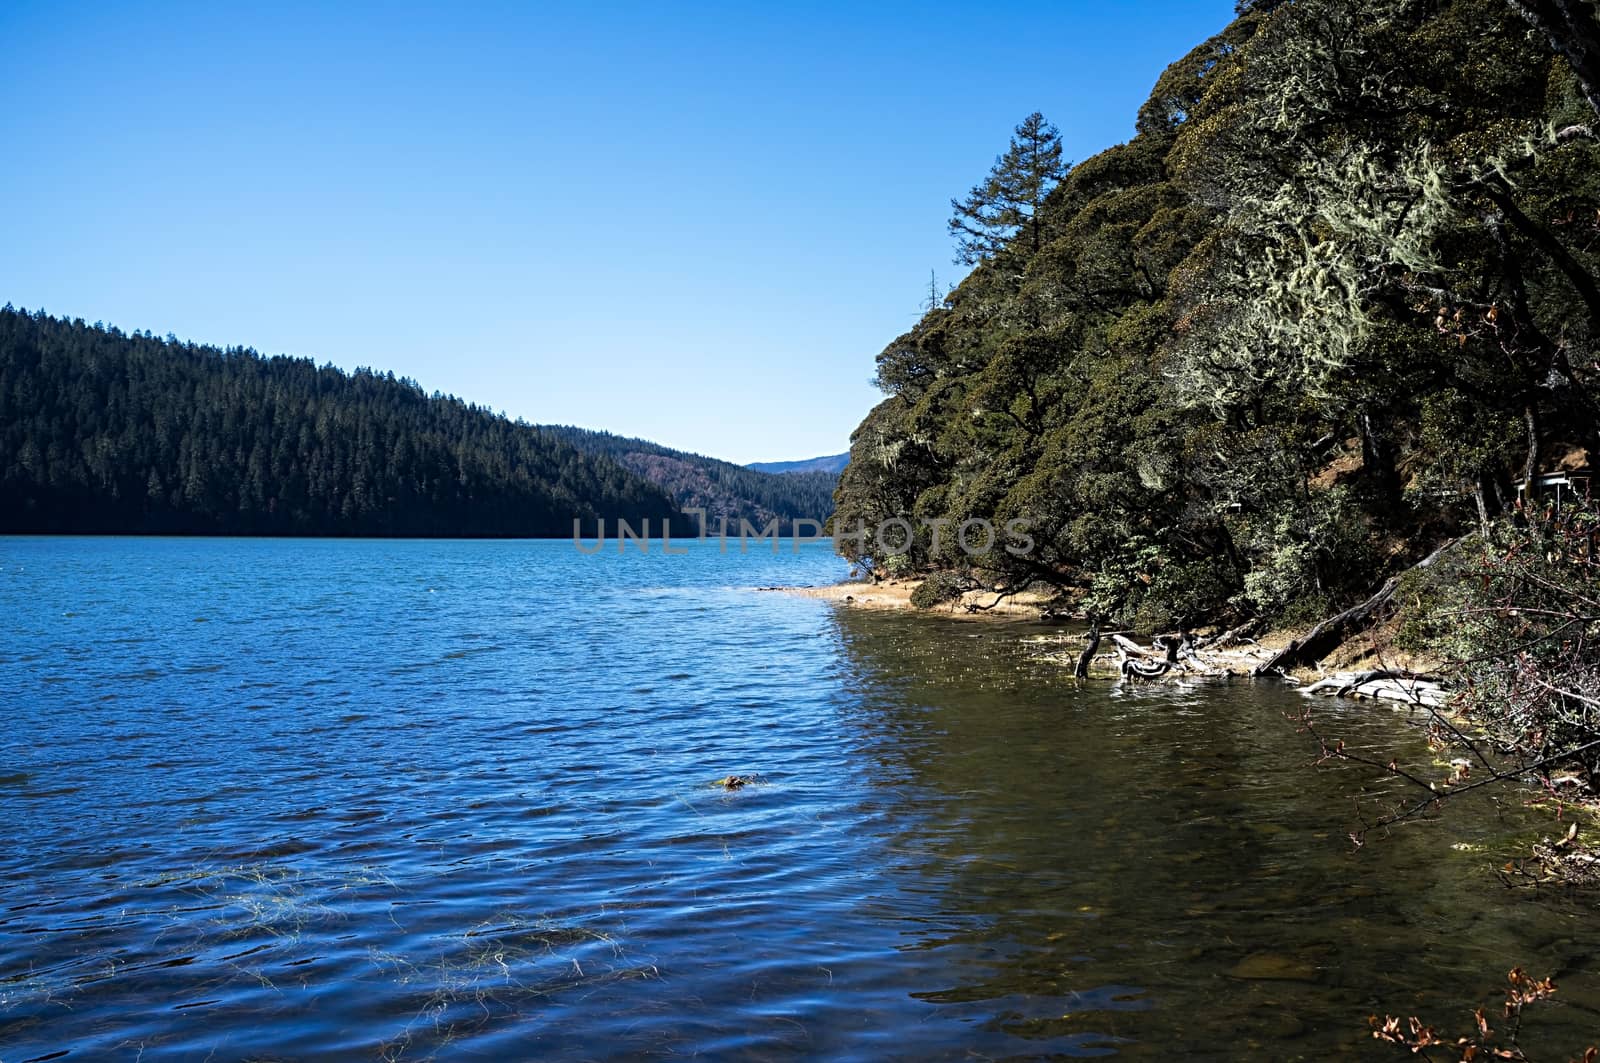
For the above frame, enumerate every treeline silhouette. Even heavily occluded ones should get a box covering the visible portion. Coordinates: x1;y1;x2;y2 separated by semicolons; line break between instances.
0;307;681;536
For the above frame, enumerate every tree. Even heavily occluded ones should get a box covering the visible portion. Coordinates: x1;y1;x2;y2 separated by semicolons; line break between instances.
948;112;1069;265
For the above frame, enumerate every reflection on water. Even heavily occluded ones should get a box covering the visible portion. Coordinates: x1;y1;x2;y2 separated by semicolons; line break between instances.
0;537;1596;1060
829;613;1600;1057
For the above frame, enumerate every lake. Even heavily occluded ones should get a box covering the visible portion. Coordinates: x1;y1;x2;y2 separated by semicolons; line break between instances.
2;537;1597;1060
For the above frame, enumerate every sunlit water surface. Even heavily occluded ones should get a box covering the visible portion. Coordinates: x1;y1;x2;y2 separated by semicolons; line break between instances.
3;537;1598;1060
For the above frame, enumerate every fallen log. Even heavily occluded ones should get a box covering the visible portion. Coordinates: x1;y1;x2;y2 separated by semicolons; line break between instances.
1360;680;1450;708
1335;668;1446;696
1253;537;1464;677
1112;633;1153;657
1196;617;1264;650
1300;670;1452;708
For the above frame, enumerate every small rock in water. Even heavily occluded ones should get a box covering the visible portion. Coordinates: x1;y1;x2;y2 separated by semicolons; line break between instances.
1227;953;1320;983
1261;1011;1308;1038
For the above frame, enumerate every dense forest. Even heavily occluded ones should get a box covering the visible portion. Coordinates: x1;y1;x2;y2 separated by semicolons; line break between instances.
836;0;1600;633
0;307;682;536
541;426;837;536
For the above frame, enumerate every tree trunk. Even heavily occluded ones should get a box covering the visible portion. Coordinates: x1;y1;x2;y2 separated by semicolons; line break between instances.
1524;404;1541;493
1360;410;1401;503
1474;481;1493;537
1253;537;1463;676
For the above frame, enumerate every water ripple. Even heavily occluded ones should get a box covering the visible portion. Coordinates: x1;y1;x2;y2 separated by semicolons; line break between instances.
2;539;1598;1059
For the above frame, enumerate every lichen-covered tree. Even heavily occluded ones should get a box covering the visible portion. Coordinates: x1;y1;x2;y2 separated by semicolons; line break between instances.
836;0;1600;634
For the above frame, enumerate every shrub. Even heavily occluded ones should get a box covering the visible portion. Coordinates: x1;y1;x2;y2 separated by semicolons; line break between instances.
910;571;968;609
1421;497;1600;789
883;553;915;579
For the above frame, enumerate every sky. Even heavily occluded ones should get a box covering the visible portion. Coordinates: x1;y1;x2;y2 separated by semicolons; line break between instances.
1;0;1237;464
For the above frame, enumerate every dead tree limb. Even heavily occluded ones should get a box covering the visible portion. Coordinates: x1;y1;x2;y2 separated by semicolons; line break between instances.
1254;537;1464;677
1121;657;1172;679
1112;633;1152;657
1196;617;1263;649
1073;620;1101;679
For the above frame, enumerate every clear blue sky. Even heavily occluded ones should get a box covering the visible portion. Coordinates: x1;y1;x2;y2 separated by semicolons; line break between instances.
2;1;1235;464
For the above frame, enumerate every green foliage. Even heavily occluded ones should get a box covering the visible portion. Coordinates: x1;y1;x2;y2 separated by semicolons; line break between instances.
910;571;968;610
1134;557;1238;633
1081;538;1236;632
1393;553;1477;658
1404;496;1600;786
1276;592;1336;631
1233;487;1377;616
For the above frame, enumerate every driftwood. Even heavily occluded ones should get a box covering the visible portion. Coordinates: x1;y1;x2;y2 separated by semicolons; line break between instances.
1122;657;1172;679
1301;669;1452;708
1157;634;1185;664
1253;537;1463;677
1037;618;1266;681
1108;629;1238;681
1196;617;1264;650
1111;633;1152;657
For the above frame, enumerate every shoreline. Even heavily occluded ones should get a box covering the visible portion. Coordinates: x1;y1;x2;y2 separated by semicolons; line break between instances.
767;577;1438;683
772;575;1600;879
767;579;1053;619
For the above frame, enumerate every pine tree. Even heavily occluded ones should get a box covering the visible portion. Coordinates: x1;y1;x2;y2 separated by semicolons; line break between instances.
948;112;1069;265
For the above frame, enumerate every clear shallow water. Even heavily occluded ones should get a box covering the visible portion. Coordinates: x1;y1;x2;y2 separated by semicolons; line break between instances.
2;537;1598;1061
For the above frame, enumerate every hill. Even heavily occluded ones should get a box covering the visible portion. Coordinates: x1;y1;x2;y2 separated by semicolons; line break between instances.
835;0;1599;633
541;427;836;536
746;453;849;476
0;307;681;537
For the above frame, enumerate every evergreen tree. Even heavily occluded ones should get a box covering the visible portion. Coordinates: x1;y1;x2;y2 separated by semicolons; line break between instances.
947;112;1069;265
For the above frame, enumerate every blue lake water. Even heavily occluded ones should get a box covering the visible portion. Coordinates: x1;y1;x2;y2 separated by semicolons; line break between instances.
2;537;1599;1060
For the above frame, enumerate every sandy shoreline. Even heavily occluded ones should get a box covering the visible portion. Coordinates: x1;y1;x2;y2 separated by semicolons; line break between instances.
765;579;1054;619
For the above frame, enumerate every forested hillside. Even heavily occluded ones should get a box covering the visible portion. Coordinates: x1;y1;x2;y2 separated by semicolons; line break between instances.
0;307;681;536
836;0;1600;631
542;426;836;536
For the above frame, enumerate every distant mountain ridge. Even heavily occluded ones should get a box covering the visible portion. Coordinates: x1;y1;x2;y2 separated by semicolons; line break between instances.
746;453;849;476
540;427;837;535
